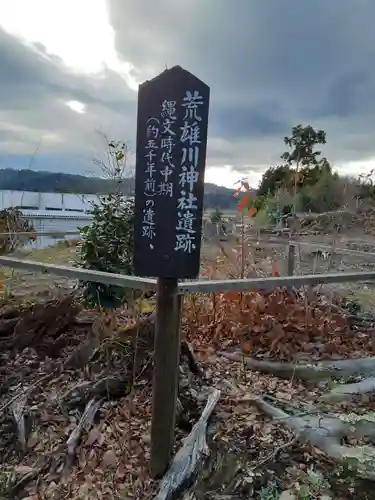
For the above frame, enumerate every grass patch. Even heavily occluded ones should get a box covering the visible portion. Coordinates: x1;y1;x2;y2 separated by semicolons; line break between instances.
0;241;80;299
26;242;78;265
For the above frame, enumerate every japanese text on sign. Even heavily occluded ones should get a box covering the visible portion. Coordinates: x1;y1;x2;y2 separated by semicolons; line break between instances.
174;90;204;254
141;100;179;242
134;65;210;279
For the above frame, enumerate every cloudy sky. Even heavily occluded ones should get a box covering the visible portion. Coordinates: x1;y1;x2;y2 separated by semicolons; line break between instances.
0;0;374;188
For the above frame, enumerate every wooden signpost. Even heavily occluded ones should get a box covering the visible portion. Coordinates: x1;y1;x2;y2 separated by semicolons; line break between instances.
133;66;210;477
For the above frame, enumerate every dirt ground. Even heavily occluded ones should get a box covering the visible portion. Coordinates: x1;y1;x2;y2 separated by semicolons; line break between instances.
3;219;375;498
2;285;375;499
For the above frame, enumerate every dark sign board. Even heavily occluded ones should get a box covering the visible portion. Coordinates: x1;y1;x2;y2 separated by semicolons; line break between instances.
133;66;210;278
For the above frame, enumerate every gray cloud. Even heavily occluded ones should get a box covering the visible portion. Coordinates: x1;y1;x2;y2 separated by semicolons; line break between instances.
0;27;137;173
108;0;375;171
1;0;375;182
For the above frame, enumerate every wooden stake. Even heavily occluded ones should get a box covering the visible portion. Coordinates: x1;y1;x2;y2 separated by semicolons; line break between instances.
150;277;181;478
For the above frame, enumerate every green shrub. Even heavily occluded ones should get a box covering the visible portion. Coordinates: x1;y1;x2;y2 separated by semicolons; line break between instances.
77;193;135;308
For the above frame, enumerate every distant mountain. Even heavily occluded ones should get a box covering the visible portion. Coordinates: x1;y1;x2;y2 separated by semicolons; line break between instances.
0;168;240;210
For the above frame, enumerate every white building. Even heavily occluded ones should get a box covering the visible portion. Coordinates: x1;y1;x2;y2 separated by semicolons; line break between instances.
0;191;99;248
0;190;100;213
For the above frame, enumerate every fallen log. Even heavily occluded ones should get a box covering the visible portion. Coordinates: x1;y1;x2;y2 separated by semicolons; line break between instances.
154;388;221;500
247;394;375;480
321;376;375;403
219;351;375;382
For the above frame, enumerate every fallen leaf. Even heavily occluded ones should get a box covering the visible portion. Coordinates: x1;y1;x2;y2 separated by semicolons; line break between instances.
86;426;102;447
14;465;34;474
223;291;241;302
242;341;252;355
27;433;39;449
115;463;126;479
238;193;250;211
102;449;117;469
280;490;297;500
141;433;151;444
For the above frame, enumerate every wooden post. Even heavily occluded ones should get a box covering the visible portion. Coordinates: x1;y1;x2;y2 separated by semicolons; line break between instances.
287;243;295;276
132;66;210;477
150;277;181;478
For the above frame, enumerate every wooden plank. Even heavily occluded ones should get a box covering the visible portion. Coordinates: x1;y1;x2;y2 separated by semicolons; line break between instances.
177;270;375;294
2;256;375;296
0;256;157;291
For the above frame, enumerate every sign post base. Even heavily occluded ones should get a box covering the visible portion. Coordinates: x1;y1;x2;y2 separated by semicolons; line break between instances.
150;277;181;478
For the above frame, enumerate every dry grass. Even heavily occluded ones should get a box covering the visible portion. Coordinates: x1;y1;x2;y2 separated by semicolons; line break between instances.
26;240;78;265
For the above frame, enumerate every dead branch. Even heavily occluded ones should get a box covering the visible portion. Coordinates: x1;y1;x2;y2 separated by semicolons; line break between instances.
180;340;202;376
0;372;54;413
219;351;375;382
154;389;221;500
247;394;375;480
6;458;51;497
6;467;41;497
11;395;28;453
61;376;128;410
65;398;103;472
321;376;375;403
256;435;299;468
